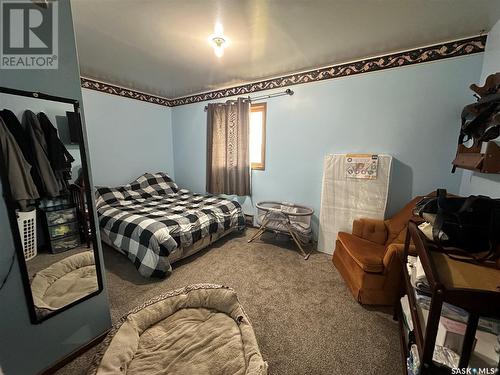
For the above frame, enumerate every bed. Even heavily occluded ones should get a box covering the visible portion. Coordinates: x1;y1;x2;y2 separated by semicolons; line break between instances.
96;173;245;278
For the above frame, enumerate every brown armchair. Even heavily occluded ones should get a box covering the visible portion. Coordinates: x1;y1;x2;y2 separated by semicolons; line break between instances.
332;196;423;305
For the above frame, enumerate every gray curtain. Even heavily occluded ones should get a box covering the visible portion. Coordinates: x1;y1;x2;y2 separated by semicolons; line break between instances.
206;98;250;196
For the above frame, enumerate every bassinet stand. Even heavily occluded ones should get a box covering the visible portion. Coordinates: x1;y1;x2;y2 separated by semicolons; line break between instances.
247;208;311;260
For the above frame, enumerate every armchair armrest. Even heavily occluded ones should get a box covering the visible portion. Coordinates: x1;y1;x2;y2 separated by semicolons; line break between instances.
383;243;417;270
352;218;387;245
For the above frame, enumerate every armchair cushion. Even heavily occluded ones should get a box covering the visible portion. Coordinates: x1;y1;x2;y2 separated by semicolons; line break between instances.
337;232;386;273
352;218;387;245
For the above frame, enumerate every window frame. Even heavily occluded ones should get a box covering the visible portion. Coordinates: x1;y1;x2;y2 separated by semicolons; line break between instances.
250;102;267;171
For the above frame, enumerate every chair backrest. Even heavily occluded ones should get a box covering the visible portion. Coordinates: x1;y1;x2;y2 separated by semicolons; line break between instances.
384;196;424;245
70;184;86;214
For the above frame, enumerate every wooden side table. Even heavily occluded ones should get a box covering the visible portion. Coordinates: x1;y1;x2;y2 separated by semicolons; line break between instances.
397;220;500;374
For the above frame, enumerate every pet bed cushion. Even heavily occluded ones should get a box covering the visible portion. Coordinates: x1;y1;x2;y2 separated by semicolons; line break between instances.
88;284;267;375
31;251;97;310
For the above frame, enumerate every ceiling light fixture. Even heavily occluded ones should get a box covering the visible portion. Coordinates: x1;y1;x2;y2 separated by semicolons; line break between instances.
209;22;228;58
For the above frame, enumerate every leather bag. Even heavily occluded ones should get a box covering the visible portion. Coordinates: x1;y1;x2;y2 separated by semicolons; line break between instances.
413;189;500;262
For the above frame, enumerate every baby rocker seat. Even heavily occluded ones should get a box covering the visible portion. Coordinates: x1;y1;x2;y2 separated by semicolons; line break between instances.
88;284;268;375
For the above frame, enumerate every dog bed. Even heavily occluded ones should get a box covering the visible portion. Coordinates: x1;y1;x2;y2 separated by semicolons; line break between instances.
31;251;98;313
88;284;268;375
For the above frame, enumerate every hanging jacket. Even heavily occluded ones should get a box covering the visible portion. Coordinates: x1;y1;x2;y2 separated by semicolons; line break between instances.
0;117;40;209
22;110;61;197
0;109;44;193
37;112;75;191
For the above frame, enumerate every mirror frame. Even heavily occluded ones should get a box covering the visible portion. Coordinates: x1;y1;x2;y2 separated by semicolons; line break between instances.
0;86;104;324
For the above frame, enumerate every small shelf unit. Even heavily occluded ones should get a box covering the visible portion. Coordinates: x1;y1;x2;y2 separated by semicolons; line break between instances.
397;220;500;375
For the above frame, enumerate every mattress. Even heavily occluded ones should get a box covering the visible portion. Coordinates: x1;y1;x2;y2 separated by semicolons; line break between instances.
100;227;234;264
318;154;392;254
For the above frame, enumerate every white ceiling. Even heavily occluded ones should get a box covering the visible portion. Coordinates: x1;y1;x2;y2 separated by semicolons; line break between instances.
71;0;500;99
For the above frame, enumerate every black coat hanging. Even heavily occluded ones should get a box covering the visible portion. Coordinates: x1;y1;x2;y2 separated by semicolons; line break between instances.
0;109;44;193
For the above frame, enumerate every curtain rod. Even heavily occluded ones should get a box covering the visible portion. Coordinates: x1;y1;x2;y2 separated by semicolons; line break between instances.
204;88;293;111
0;86;80;108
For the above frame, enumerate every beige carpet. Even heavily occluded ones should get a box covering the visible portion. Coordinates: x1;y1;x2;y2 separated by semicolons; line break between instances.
56;229;401;375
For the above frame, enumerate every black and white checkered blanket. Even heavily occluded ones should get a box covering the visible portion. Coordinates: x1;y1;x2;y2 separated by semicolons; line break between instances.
96;173;244;278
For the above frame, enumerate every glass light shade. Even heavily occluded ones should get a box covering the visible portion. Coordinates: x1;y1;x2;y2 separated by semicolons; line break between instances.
214;45;224;57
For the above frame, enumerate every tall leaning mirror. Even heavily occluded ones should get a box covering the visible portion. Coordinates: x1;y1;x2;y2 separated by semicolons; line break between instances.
0;86;103;324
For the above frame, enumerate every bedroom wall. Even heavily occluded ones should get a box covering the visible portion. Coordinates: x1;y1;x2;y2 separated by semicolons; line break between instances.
82;89;175;186
0;1;111;374
171;53;483;244
459;19;500;197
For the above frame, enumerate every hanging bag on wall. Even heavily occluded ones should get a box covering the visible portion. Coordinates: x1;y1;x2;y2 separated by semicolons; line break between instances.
413;189;500;263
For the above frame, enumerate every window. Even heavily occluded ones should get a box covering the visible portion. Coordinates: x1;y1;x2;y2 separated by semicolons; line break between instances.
249;103;266;170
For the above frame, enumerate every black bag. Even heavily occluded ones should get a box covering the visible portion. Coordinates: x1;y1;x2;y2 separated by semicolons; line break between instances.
414;189;500;259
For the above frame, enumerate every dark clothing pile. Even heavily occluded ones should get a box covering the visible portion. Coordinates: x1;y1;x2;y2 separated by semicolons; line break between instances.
36;112;75;192
0;109;74;209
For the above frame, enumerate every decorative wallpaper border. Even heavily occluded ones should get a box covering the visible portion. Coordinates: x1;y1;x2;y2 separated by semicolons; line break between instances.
80;78;171;106
169;35;486;106
81;35;486;108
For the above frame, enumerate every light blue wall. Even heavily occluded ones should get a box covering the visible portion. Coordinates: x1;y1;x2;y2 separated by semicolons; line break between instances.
0;1;111;374
459;19;500;197
82;89;175;186
172;54;483;237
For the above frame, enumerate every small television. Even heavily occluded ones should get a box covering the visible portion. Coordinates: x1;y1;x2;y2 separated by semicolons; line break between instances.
66;111;81;144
